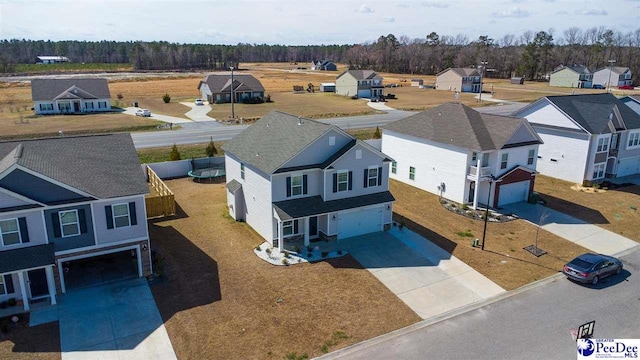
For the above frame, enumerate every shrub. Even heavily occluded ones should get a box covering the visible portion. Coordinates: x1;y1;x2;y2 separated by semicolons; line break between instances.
456;231;474;237
169;144;181;161
293;245;301;253
266;248;272;254
462;204;469;210
265;94;272;103
373;126;382;139
205;137;218;157
593;183;600;189
284;251;291;258
162;93;171;103
281;258;289;265
321;345;329;353
116;93;123;100
254;245;261;251
285;353;308;360
321;251;329;258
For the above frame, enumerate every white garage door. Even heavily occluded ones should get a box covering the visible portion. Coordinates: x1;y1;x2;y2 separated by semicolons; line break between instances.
337;207;383;239
617;158;640;177
357;89;371;98
498;181;530;207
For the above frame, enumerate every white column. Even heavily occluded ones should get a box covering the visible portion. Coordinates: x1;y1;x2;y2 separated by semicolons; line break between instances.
17;272;29;311
473;156;482;209
45;266;57;305
304;217;310;247
278;221;284;252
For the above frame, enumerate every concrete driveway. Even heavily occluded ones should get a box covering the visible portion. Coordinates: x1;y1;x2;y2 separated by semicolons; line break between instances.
179;102;222;125
123;107;192;124
30;277;177;360
338;229;505;319
502;202;639;256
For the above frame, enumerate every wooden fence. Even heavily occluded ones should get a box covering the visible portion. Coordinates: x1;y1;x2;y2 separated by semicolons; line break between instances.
146;166;176;218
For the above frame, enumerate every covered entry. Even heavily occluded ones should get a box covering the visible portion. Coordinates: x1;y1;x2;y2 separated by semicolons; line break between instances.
59;246;142;292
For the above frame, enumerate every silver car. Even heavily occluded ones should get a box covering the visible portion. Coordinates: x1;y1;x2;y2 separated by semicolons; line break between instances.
563;253;623;285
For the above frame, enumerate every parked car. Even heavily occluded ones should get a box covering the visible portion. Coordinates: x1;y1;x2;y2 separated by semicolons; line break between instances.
562;253;623;285
592;84;604;89
618;85;634;90
135;109;151;117
195;99;204;106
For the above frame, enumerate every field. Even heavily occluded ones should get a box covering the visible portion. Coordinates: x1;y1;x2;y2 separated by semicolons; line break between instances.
11;63;132;74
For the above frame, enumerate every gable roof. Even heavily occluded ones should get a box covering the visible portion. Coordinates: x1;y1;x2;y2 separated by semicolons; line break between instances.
552;65;590;74
539;93;640;133
436;68;481;77
0;133;148;199
31;78;110;101
223;111;352;175
337;70;380;81
198;73;265;93
594;66;631;74
383;103;541;151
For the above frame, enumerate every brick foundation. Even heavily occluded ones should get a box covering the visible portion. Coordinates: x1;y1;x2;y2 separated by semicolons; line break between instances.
319;231;337;242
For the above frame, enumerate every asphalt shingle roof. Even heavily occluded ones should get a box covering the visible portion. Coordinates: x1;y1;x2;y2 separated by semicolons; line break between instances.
384;103;540;151
437;68;481;77
222;110;340;175
198;73;265;93
545;93;640;133
31;78;111;101
226;179;242;193
337;70;380;81
273;191;395;220
0;133;148;199
0;244;55;273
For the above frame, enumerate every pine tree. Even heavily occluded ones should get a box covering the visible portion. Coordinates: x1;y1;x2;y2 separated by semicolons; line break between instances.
205;137;218;157
169;144;181;161
373;126;382;139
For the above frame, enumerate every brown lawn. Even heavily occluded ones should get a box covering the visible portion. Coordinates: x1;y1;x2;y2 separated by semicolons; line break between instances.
149;179;420;360
0;315;60;360
390;180;589;290
534;175;640;242
383;87;480;111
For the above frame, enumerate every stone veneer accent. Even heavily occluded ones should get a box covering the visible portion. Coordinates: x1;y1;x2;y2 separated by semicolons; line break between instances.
53;239;151;293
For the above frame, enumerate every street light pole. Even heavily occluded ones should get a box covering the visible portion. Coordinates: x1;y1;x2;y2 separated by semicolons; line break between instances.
481;176;494;251
230;65;235;119
607;59;616;93
478;61;488;102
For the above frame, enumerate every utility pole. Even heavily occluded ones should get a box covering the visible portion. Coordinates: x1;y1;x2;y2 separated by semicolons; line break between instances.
607;59;616;93
481;176;494;251
478;61;488;102
230;65;235;119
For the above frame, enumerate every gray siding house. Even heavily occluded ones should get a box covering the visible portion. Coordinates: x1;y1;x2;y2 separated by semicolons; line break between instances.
223;111;394;251
435;68;482;93
311;60;337;71
0;134;151;311
197;73;265;104
31;78;112;115
592;67;633;88
335;70;384;99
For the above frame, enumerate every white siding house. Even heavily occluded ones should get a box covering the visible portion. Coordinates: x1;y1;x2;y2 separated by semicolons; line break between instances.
31;78;112;115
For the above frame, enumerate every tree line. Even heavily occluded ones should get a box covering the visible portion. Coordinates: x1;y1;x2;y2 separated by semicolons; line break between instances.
1;27;639;83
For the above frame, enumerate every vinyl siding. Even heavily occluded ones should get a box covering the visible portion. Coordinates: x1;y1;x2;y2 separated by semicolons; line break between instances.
272;170;322;202
549;68;580;88
335;73;357;97
0;210;47;248
92;197;148;244
0;191;32;210
280;129;352;169
435;70;462;91
517;101;583;130
43;204;95;251
533;126;591;183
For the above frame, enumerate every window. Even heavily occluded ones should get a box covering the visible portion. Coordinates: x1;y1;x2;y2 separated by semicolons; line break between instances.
291;175;303;196
39;103;53;111
112;204;131;228
592;163;605;179
85;102;94;110
628;132;640;148
337;171;349;192
368;168;379;187
472;152;477;162
596;137;609;152
527;150;535;165
240;163;245;180
0;276;5;295
500;153;509;169
355;150;362;159
329;136;335;146
482;153;489;167
98;101;107;109
59;210;80;237
391;161;397;174
610;133;619;150
409;166;416;180
59;103;71;112
0;219;20;246
283;221;294;236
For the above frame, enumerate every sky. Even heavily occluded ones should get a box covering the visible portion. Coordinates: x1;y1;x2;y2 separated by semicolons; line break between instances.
0;0;639;45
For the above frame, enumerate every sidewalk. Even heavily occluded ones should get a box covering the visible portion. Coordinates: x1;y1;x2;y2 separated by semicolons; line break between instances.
502;202;639;256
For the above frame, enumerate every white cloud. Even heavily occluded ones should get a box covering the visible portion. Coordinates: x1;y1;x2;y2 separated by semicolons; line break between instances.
512;0;527;3
357;4;374;13
492;7;530;18
421;2;449;8
397;3;410;8
382;16;395;22
555;10;569;14
577;8;608;15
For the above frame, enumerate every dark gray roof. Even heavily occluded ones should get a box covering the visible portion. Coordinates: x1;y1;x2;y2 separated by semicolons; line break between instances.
553;65;590;74
384;103;541;151
337;70;380;81
594;66;630;74
273;191;395;220
437;68;481;77
222;111;342;175
31;78;111;101
543;93;640;133
198;73;265;93
0;244;55;273
0;133;148;199
226;179;242;193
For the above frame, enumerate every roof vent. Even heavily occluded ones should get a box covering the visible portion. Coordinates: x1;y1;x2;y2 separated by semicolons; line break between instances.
256;152;260;157
14;144;23;159
438;112;442;116
298;116;302;126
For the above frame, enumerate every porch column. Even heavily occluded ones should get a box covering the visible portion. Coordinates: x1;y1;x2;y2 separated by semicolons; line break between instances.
17;272;29;311
45;266;57;305
304;217;310;247
278;221;284;252
473;156;482;209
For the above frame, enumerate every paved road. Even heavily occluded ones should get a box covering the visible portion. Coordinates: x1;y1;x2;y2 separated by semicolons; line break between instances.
321;247;640;360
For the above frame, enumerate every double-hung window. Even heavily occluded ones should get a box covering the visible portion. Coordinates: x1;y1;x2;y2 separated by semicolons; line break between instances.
482;153;489;167
0;219;20;246
337;171;349;192
368;168;379;187
85;102;94;110
391;161;397;174
500;153;509;169
240;163;245;180
628;132;640;148
283;221;294;236
527;149;535;165
472;152;477;162
291;175;303;196
40;103;53;111
596;137;609;152
592;163;605;179
112;203;131;228
59;210;80;237
409;166;416;180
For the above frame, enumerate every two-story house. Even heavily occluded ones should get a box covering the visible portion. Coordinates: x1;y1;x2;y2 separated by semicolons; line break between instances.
31;78;112;115
549;65;593;88
435;68;482;93
382;103;542;209
513;93;640;184
335;70;384;99
0;134;151;311
592;67;633;88
223;111;394;251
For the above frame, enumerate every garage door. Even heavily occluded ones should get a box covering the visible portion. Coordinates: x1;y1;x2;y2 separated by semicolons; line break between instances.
357;89;371;99
337;207;383;239
498;181;530;207
62;249;140;291
617;159;640;177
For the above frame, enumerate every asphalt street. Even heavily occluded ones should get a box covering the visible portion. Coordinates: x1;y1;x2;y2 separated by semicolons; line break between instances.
322;247;640;360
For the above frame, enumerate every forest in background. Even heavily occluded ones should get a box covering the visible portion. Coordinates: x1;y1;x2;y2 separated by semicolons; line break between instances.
1;26;639;83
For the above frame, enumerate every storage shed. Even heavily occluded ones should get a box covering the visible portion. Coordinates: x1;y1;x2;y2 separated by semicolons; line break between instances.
411;79;424;87
511;77;525;85
320;83;336;92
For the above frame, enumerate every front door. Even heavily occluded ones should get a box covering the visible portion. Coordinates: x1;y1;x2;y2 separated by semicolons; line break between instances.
468;181;475;203
309;216;318;238
27;269;48;298
73;102;80;112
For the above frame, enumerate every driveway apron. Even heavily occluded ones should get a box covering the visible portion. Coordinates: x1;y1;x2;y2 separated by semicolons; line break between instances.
58;277;177;360
339;230;505;319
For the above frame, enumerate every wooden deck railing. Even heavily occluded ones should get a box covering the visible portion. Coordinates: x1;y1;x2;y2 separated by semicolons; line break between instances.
145;166;176;218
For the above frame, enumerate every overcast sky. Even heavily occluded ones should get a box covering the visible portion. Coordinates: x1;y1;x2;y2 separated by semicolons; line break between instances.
1;0;639;45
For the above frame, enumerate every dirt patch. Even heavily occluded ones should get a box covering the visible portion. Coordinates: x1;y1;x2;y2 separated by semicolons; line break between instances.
0;313;60;360
149;179;420;360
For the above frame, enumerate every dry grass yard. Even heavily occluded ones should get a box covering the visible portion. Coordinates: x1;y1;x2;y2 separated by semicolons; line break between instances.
0;315;60;360
534;175;640;243
149;179;420;360
390;180;589;290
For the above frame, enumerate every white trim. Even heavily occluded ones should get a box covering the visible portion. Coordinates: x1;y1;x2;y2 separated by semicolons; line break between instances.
0;187;45;207
111;203;132;229
41;209;50;244
366;166;380;187
54;236;149;256
336;169;349;192
9;165;95;199
59;209;80;238
17;272;28;311
0;263;54;276
0;217;22;247
90;203;98;246
0;274;6;295
323;141;388;170
289;173;304;197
